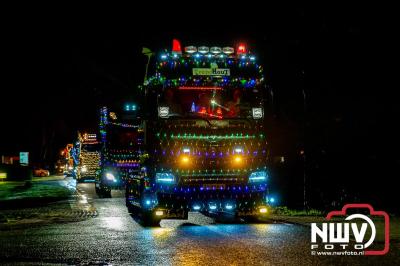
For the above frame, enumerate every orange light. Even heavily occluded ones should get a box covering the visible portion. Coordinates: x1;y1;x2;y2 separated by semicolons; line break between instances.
234;155;242;163
181;155;190;164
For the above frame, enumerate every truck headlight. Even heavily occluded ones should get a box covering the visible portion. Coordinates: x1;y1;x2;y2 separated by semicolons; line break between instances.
248;171;267;183
105;172;116;182
156;173;176;184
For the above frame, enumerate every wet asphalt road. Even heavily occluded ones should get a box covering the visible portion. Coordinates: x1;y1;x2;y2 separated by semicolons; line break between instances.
0;182;399;265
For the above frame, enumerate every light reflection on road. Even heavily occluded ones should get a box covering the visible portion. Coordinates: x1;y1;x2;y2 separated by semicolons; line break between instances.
102;216;125;231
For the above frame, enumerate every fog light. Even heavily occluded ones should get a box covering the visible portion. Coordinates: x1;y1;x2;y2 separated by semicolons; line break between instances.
225;204;233;210
155;210;164;216
193;205;201;211
209;203;217;210
259;207;268;214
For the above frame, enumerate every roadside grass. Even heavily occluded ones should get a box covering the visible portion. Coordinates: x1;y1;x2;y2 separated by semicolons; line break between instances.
0;181;72;202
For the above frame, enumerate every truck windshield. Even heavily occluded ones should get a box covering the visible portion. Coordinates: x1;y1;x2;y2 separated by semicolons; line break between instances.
81;143;100;152
107;126;144;148
158;87;262;119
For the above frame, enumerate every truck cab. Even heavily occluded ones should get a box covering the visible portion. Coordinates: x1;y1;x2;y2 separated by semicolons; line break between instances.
96;106;144;197
75;133;100;182
126;41;270;225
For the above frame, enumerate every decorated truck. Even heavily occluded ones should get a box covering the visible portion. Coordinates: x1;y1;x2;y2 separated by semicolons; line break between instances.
95;105;145;197
75;132;100;182
125;40;270;225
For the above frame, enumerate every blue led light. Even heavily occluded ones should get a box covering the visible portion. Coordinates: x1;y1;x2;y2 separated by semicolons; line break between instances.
250;56;256;61
161;54;167;59
145;200;151;205
270;197;275;203
209;205;217;210
225;204;233;210
248;171;268;183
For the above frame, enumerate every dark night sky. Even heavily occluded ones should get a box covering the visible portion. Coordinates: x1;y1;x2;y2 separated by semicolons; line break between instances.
1;7;398;208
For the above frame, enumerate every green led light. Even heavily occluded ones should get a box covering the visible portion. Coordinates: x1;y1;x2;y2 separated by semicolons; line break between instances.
168;134;256;140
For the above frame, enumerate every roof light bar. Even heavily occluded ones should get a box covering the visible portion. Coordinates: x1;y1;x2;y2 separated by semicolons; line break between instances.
210;47;222;54
185;46;197;53
223;47;234;54
198;46;209;54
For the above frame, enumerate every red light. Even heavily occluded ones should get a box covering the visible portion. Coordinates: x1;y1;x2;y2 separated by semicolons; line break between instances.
216;107;222;115
172;39;182;54
199;107;207;114
237;43;247;54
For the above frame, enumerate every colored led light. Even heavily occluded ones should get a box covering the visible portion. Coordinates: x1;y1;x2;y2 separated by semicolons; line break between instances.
270;197;275;203
234;155;242;163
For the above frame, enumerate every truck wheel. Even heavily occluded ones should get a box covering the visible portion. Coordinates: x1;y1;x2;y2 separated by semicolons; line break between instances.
96;186;111;198
140;211;161;227
126;198;137;214
102;189;112;198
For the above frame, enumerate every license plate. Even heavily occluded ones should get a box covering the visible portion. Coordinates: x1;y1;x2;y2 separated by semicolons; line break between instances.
202;184;225;189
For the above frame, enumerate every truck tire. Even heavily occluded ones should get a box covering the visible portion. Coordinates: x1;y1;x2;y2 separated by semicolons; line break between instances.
126;198;137;214
140;211;161;227
96;185;111;198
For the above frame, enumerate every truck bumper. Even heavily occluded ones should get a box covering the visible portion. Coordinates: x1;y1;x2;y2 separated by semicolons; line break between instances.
127;187;269;219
